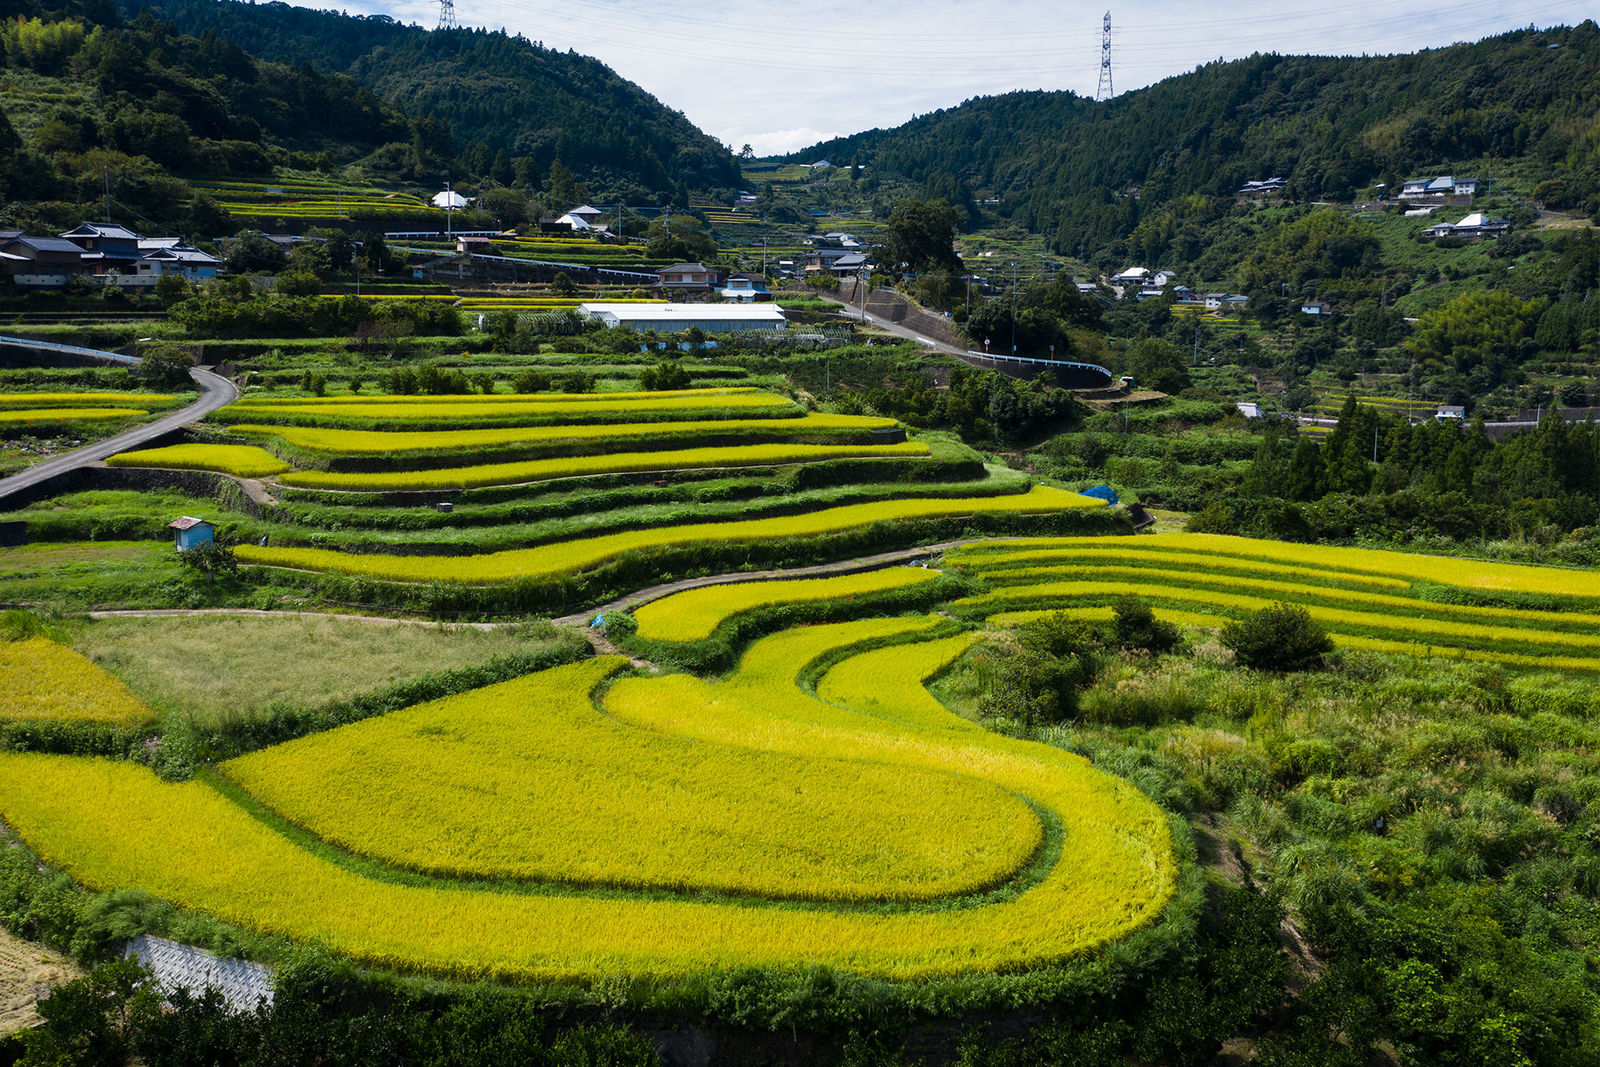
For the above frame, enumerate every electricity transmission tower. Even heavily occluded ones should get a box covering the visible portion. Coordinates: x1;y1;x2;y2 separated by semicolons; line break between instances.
1095;11;1114;101
437;0;457;30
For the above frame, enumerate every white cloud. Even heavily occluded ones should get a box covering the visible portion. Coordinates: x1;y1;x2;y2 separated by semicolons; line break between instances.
738;129;846;158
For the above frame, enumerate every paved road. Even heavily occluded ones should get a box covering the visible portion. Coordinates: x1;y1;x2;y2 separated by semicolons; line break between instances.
820;292;971;358
817;292;1114;384
0;346;237;503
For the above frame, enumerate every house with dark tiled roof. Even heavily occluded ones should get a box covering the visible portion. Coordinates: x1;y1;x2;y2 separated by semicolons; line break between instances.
0;235;86;286
61;222;143;274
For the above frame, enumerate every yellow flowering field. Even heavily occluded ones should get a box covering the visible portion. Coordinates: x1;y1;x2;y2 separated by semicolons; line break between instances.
0;392;173;406
106;444;291;478
633;567;943;643
228;387;762;408
0;407;148;424
0;637;154;727
234;486;1104;584
278;442;931;491
0;617;1174;981
222;657;1039;901
227;412;899;456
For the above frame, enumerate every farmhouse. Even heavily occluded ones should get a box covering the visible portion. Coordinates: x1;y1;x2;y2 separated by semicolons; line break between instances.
655;262;725;295
719;273;772;301
804;247;856;273
61;222;144;275
1423;212;1510;240
0;235;87;286
1399;175;1481;200
1238;177;1286;196
578;302;786;333
828;252;871;278
135;238;223;280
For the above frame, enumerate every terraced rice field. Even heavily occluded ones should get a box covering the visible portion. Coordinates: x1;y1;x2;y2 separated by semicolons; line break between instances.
223;389;800;427
276;441;931;491
0;618;1174;979
222;657;1037;901
234;486;1104;584
0;407;148;424
632;566;943;642
0;636;154;727
195;179;436;223
227;412;899;456
107;444;291;478
0;392;175;407
0;389;185;428
949;533;1600;671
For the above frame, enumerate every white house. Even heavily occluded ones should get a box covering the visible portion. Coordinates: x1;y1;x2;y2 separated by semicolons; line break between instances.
1111;266;1150;285
1423;212;1509;240
134;239;223;281
719;273;771;302
1399;175;1480;200
578;302;786;333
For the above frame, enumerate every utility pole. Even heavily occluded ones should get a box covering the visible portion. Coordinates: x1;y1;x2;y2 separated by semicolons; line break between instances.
1010;259;1018;355
103;167;112;223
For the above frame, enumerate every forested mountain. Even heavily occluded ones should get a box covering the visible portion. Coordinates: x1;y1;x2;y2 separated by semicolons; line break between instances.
0;0;420;232
794;22;1600;258
118;0;740;202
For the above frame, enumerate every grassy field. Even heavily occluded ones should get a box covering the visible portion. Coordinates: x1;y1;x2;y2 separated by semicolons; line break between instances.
72;613;574;729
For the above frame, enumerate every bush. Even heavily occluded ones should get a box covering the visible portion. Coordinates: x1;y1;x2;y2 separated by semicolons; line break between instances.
513;369;552;393
639;361;691;391
1111;596;1183;655
1220;603;1334;672
980;612;1103;727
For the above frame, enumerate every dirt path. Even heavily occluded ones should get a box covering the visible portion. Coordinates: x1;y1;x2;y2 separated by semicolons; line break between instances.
0;923;79;1036
551;540;969;627
86;608;510;631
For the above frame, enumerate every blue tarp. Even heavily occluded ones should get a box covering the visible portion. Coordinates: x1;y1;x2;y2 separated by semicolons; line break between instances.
1079;485;1119;506
590;614;605;629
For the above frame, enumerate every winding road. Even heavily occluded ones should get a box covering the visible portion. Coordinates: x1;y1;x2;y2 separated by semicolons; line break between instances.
0;337;238;504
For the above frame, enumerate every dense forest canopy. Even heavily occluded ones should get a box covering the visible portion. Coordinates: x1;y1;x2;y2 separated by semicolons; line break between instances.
117;0;740;202
793;22;1600;260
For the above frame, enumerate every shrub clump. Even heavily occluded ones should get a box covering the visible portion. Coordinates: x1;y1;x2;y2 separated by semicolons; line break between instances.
1220;603;1334;671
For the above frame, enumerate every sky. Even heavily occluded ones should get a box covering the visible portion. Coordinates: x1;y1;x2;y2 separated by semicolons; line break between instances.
304;0;1595;156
